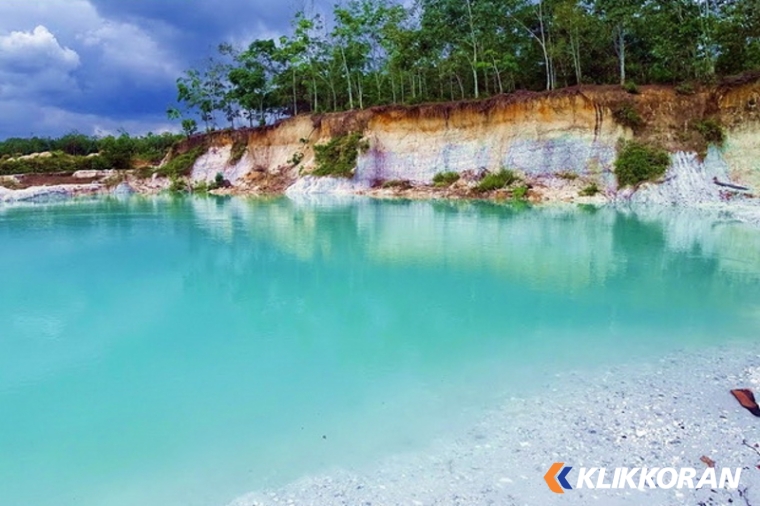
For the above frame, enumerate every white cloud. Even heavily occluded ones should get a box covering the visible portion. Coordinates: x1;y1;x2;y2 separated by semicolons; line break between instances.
0;25;80;72
78;21;179;79
0;25;81;102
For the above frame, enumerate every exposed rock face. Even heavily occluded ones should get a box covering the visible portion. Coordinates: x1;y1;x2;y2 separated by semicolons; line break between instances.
0;184;101;203
285;175;369;196
629;148;731;206
171;78;760;203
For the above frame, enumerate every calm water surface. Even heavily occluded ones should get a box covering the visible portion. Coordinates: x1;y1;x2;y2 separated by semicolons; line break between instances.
1;197;759;506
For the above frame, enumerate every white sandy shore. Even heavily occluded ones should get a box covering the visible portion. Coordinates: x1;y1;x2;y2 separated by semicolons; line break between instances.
231;342;760;506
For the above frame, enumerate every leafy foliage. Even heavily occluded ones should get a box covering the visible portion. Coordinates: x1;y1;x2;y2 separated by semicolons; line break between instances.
229;140;247;164
694;118;726;146
623;81;640;94
615;140;670;187
580;182;601;196
0;131;181;162
157;146;206;178
168;0;756;130
476;169;519;192
168;176;190;193
432;171;460;187
313;132;365;178
512;185;529;200
0;131;181;175
612;103;644;130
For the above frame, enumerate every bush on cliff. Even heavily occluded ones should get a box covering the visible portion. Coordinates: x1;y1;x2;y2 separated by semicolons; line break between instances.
623;81;640;94
157;146;205;178
612;103;644;131
615;140;670;187
433;171;460;187
229;139;247;165
476;169;519;192
694;118;725;147
580;183;601;196
313;132;367;178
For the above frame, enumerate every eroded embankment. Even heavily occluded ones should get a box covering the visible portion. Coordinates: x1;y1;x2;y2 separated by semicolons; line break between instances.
169;76;760;206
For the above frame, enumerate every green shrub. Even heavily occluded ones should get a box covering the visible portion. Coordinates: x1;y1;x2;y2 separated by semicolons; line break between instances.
168;176;189;193
136;165;156;179
623;81;640;94
288;152;304;166
382;179;411;189
612;103;644;130
432;171;460;187
580;183;600;196
512;185;529;200
476;169;519;192
313;132;365;178
675;83;696;96
192;180;211;193
615;140;670;187
229;140;247;164
214;172;225;188
158;146;205;178
694;118;725;146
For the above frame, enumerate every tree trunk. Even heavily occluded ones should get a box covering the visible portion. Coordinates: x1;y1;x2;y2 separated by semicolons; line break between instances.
292;70;298;116
616;27;626;85
465;0;479;98
340;47;354;109
491;55;504;94
357;75;364;109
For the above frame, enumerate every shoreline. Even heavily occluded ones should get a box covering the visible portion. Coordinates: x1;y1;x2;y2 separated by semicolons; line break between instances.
3;179;760;230
231;340;760;506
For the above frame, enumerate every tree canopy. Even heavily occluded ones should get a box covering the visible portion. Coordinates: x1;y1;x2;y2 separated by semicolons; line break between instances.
169;0;760;130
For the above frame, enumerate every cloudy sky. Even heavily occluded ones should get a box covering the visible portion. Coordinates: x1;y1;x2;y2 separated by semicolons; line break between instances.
0;0;317;140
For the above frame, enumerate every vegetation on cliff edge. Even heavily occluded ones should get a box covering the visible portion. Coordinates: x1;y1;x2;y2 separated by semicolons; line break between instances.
615;140;670;187
168;0;760;131
313;132;367;178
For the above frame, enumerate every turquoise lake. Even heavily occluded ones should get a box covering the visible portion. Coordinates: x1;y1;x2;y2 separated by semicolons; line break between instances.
1;196;759;506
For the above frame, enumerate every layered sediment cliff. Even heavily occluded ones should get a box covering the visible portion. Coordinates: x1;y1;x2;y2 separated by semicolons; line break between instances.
173;75;760;205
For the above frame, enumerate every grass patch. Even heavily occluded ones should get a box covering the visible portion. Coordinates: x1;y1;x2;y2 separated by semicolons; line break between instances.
168;175;190;193
229;140;247;165
476;169;519;193
615;140;670;187
313;132;365;178
694;118;725;147
511;185;529;201
612;103;644;130
382;179;412;189
432;171;460;187
157;146;205;178
580;182;600;196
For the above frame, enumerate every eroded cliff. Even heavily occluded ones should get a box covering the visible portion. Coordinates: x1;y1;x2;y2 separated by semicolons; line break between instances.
171;75;760;204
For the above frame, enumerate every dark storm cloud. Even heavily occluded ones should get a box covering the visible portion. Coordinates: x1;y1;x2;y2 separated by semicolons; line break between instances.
0;0;319;139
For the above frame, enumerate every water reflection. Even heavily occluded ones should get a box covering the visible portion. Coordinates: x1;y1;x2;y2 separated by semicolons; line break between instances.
1;196;760;506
